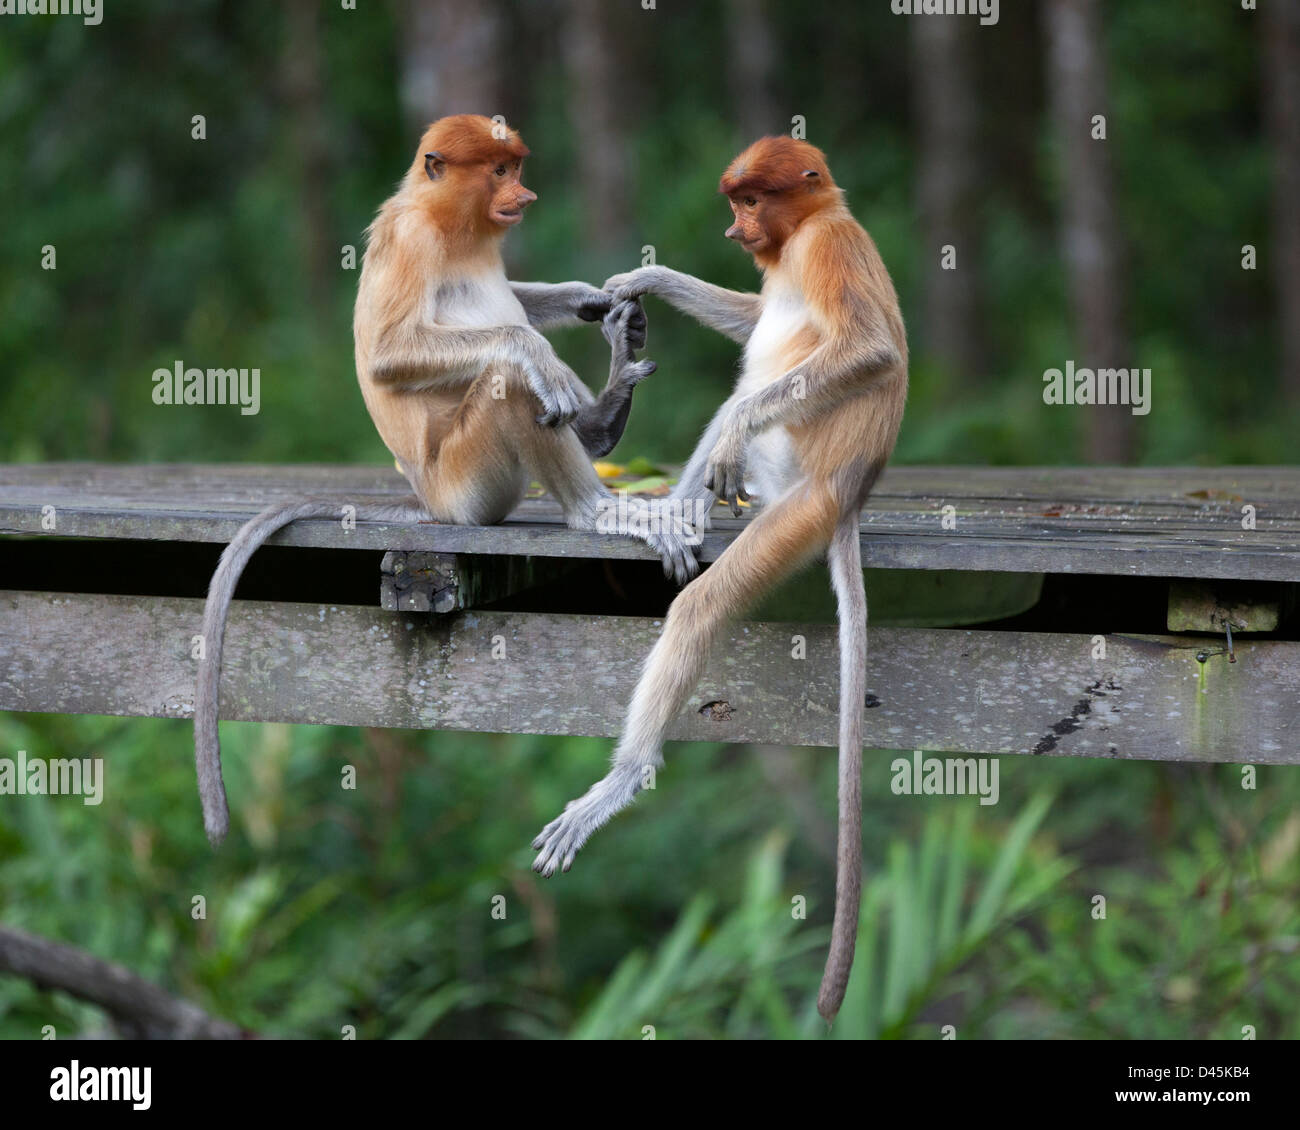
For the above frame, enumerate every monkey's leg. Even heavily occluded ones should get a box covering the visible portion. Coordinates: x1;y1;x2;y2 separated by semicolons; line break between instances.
510;383;701;582
413;376;533;525
426;370;698;578
532;482;838;875
571;299;656;459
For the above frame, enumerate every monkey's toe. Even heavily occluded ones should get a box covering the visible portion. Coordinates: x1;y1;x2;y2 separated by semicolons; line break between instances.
531;807;595;876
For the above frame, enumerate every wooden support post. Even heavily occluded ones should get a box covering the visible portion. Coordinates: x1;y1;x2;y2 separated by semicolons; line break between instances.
379;551;576;613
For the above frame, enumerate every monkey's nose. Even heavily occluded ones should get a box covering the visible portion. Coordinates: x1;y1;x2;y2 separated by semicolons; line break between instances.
725;224;742;241
519;188;538;207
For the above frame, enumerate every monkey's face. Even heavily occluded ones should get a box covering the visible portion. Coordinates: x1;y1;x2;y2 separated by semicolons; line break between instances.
484;159;537;228
725;194;775;254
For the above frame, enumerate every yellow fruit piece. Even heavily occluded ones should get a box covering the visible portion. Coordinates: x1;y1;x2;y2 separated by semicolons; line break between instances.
593;461;626;480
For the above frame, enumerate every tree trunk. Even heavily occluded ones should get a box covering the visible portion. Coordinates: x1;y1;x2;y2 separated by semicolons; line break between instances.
913;14;982;382
399;0;504;136
563;0;632;257
282;0;332;319
1044;0;1135;463
0;924;245;1040
724;0;781;140
1263;0;1300;407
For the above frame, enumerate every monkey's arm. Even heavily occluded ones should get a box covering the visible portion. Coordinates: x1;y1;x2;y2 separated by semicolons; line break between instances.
370;322;585;426
705;337;902;513
605;266;761;345
510;282;613;330
738;337;901;434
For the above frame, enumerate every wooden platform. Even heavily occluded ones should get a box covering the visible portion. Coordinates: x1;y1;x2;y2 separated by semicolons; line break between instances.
1;462;1298;579
1;463;1297;764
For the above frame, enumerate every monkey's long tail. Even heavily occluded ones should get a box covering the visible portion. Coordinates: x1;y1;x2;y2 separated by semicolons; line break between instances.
195;496;426;847
816;514;866;1025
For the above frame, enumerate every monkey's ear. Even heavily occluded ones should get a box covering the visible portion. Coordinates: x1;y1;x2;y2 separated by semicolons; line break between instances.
425;151;448;181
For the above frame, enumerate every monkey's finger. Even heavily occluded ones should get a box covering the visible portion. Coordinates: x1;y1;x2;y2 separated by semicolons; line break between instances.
624;302;648;349
577;293;614;321
531;819;561;851
726;477;743;516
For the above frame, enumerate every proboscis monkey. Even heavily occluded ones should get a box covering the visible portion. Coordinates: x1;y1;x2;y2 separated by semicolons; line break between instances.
531;136;908;1024
194;115;697;847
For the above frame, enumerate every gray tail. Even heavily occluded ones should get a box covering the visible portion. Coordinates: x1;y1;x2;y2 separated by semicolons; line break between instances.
195;496;425;847
816;514;866;1024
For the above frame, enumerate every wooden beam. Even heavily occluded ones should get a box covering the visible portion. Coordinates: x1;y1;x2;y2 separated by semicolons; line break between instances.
3;463;1298;580
1;591;1295;764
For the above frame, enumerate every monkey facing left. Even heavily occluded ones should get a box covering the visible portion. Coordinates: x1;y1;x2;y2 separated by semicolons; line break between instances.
193;114;698;848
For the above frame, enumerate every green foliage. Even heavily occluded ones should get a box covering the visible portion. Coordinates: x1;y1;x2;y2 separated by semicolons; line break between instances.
832;794;1071;1040
1;2;1296;1041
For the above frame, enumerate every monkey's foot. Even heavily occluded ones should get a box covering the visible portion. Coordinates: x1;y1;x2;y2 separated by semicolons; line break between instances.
531;770;641;876
614;358;657;390
643;501;704;585
647;526;701;586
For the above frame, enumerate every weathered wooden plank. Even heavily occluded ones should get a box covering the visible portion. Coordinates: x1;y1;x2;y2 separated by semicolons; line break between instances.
1;591;1294;763
4;461;1299;509
4;463;1299;580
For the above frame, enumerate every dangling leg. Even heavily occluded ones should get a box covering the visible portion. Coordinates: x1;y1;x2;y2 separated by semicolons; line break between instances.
532;480;838;874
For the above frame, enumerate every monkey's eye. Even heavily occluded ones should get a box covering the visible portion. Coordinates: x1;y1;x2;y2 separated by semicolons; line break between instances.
743;196;757;208
494;165;507;177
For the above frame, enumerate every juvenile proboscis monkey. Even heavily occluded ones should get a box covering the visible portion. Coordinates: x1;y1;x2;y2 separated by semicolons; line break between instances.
194;115;696;847
531;137;908;1023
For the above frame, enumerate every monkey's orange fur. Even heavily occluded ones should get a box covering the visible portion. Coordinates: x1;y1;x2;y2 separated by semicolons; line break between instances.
534;136;908;1026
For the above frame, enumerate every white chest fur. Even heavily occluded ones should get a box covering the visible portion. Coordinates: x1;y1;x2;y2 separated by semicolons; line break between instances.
427;268;529;328
740;285;809;393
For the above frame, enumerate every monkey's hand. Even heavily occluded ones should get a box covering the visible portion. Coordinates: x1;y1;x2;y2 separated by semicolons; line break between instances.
573;285;615;323
704;431;750;517
524;349;585;428
602;298;651;361
603;265;665;302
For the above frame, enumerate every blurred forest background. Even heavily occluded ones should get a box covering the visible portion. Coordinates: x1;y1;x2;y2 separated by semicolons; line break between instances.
1;0;1298;1039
